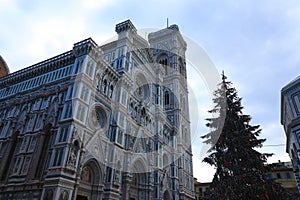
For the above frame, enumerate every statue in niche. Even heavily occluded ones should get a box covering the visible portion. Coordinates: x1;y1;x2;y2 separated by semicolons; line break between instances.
114;170;120;183
114;161;121;183
58;190;69;200
43;190;53;200
81;166;91;183
68;148;77;167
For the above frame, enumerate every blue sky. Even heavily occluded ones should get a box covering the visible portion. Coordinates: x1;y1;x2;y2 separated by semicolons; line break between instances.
1;0;299;182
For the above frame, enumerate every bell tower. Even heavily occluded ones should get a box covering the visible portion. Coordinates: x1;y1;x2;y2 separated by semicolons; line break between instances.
148;25;194;199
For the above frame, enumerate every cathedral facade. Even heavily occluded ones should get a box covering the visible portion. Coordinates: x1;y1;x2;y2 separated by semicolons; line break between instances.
0;20;195;200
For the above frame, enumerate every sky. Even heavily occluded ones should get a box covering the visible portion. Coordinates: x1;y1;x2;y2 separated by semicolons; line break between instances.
1;0;299;182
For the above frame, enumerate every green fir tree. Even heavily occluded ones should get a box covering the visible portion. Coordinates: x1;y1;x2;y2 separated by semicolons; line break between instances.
202;73;294;200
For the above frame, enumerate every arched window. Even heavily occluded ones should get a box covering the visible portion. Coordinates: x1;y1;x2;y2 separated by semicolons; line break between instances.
163;154;169;169
103;79;107;94
164;91;170;106
158;54;169;75
132;173;138;186
159;58;168;66
110;85;114;98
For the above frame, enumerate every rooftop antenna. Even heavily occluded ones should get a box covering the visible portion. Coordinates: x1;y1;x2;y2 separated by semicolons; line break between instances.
167;18;169;28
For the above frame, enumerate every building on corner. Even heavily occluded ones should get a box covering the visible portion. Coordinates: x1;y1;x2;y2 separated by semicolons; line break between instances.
266;161;298;195
281;76;300;193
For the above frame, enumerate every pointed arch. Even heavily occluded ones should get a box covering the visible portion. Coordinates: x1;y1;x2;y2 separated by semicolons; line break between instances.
103;79;107;94
81;158;103;184
35;123;53;179
77;159;104;199
163;190;171;200
0;130;19;181
130;159;149;200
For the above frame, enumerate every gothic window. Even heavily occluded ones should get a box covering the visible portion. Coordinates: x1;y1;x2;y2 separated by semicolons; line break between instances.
20;135;30;153
171;165;175;177
0;131;19;180
13;156;23;175
163;154;169;169
35;125;52;179
132;173;138;186
28;136;37;152
117;130;123;145
110;85;114;98
26;114;36;132
35;114;43;130
121;90;127;105
85;61;94;78
21;156;31;175
109;127;117;142
62;103;72;119
76;104;86;122
44;152;52;171
158;54;169;75
80;85;89;102
164;91;170;106
103;79;107;94
179;57;183;74
74;60;83;74
66;85;73;100
158;58;168;66
58;126;69;143
106;167;112;182
53;148;64;167
112;51;115;60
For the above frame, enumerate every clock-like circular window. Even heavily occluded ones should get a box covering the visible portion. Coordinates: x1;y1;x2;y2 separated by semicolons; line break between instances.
135;74;150;101
89;104;108;130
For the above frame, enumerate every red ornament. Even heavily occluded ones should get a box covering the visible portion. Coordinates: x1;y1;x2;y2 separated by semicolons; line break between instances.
224;160;228;167
238;175;243;180
265;194;270;200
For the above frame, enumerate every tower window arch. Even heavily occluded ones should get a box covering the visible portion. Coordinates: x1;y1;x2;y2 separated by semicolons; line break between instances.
164;91;170;106
110;85;114;98
157;54;169;75
103;79;107;94
159;58;168;66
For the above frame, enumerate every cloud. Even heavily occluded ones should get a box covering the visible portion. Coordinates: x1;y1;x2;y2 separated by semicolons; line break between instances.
80;0;117;10
192;153;215;182
0;0;18;12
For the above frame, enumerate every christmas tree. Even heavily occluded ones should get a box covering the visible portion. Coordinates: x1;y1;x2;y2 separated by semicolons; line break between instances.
201;73;293;200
